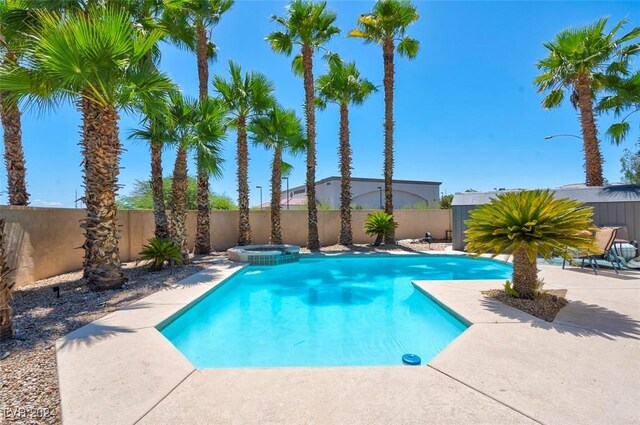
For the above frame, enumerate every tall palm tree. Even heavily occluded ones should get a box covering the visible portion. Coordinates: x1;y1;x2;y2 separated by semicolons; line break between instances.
317;56;376;245
166;93;226;262
213;60;274;246
0;6;174;289
248;105;306;244
266;0;340;250
535;18;640;186
129;113;173;239
597;70;640;146
0;0;31;205
349;0;419;244
163;0;234;254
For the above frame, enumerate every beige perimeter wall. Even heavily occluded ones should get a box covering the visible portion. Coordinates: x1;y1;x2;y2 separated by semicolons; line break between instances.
0;206;451;287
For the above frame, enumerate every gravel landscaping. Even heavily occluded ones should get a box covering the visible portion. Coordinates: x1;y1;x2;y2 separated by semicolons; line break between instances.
483;288;569;322
0;255;223;425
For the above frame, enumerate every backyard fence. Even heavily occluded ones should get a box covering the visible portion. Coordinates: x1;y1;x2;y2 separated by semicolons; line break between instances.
0;206;452;287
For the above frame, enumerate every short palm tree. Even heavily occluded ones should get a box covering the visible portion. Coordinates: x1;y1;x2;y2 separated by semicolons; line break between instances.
0;0;31;205
167;93;226;262
317;56;376;245
465;190;598;299
1;6;174;289
138;237;183;271
213;60;274;246
266;0;340;250
163;0;234;255
535;18;640;186
364;212;398;246
248;105;306;244
349;0;419;244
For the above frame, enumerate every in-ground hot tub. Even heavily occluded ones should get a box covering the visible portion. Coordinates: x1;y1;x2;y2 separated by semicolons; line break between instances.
227;244;300;266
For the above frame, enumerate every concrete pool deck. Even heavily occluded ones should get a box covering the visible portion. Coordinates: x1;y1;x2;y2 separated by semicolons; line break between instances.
56;257;640;425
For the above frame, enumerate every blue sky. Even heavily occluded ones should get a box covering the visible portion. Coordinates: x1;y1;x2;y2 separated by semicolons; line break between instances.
3;0;640;208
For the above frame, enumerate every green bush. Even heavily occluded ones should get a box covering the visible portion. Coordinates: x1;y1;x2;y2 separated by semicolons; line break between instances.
465;189;597;299
364;212;398;246
138;238;183;271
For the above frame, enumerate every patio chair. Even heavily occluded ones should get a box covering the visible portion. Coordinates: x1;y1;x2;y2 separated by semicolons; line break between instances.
563;227;624;275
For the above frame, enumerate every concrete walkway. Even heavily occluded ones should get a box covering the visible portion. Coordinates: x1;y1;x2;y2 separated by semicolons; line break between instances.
56;259;640;425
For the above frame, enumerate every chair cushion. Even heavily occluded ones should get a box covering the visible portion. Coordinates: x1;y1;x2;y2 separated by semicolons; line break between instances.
612;244;638;261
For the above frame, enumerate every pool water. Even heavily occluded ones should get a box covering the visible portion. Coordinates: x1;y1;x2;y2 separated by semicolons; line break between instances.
160;255;512;368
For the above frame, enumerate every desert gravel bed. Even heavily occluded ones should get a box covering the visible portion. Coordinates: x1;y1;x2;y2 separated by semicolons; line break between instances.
483;288;568;322
0;254;223;425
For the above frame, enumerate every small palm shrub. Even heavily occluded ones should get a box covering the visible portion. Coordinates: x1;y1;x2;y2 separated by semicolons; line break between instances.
364;212;398;246
138;238;183;271
465;190;598;299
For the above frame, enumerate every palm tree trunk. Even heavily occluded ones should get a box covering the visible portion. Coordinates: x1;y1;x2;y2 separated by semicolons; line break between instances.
302;43;320;250
575;72;604;186
512;246;538;299
80;99;125;290
170;145;190;263
339;102;352;245
237;115;251;246
150;141;170;239
0;92;29;206
194;20;212;254
0;218;14;341
382;39;395;243
270;147;283;244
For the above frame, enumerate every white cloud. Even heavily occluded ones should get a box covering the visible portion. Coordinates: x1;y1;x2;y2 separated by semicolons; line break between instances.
30;199;63;207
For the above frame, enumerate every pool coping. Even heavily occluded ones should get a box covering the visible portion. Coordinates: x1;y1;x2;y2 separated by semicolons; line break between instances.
56;254;640;425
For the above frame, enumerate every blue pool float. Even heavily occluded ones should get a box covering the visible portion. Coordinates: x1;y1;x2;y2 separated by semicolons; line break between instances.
402;354;421;365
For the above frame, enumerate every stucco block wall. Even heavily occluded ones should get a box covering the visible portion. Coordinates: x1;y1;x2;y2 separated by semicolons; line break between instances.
0;206;451;287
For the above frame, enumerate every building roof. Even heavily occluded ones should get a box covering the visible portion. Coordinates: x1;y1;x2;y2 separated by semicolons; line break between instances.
451;185;640;206
286;176;442;193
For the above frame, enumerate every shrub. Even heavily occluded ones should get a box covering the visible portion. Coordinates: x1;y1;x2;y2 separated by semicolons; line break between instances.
364;212;398;246
465;189;597;299
138;238;183;271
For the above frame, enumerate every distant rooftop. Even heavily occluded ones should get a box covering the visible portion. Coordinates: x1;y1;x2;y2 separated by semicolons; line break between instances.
452;184;640;206
286;176;442;193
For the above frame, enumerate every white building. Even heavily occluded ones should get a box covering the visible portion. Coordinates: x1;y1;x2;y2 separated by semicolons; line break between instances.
273;176;441;209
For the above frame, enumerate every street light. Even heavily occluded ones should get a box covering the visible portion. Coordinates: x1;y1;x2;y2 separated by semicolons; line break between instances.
377;186;382;209
282;177;289;210
256;186;263;210
544;134;581;140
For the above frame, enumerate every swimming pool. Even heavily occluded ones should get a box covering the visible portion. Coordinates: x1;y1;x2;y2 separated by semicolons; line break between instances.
159;255;512;368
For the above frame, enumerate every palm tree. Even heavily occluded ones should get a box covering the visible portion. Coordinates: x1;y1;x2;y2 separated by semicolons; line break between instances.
0;6;174;290
317;56;376;245
0;218;15;341
349;0;419;244
163;0;234;255
465;190;597;299
248;105;306;244
166;93;226;262
0;0;31;205
597;70;640;146
535;18;640;186
129;114;172;239
213;60;274;246
266;0;340;250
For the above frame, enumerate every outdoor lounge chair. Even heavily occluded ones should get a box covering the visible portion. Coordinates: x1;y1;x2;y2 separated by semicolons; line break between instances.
562;227;625;275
